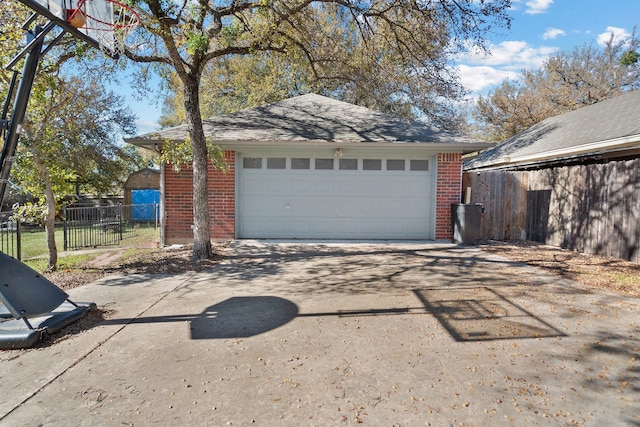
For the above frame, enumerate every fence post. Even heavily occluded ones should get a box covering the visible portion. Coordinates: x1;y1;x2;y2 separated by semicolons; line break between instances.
63;205;68;251
118;203;123;241
16;220;21;261
154;202;158;230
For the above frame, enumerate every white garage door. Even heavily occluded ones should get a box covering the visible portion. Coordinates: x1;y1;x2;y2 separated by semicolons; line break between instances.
237;153;435;239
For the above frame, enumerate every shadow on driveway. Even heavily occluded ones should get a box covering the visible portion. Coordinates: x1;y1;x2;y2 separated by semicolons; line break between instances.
101;288;566;343
413;287;566;341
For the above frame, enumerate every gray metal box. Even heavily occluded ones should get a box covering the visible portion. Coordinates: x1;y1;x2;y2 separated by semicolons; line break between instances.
451;204;484;245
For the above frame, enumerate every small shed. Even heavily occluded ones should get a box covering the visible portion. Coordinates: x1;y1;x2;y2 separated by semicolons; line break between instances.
124;168;160;221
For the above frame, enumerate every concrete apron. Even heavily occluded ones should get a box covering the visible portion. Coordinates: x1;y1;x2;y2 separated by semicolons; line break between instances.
1;241;638;426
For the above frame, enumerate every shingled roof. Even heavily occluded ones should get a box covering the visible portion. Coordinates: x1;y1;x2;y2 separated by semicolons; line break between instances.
465;90;640;171
126;93;492;153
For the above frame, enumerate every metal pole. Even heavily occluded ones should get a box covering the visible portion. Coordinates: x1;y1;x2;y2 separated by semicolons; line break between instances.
118;203;123;241
16;219;21;261
4;21;55;71
63;205;68;251
1;72;18;121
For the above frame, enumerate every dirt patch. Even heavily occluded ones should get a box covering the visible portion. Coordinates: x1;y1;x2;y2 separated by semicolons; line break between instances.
88;250;124;268
47;243;227;291
477;240;640;297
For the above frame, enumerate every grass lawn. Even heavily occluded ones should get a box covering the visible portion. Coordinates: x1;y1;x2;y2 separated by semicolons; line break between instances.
20;228;65;260
18;225;159;272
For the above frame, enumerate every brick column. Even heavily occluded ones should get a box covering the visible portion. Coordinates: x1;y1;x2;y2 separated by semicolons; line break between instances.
164;151;236;244
210;151;235;239
435;153;462;240
164;163;194;244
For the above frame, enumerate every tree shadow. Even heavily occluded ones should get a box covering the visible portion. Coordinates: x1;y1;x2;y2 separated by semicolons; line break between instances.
209;242;538;292
88;242;613;344
542;327;640;426
572;327;640;392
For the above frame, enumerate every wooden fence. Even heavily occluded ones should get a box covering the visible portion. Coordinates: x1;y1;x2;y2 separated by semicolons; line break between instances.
462;157;640;263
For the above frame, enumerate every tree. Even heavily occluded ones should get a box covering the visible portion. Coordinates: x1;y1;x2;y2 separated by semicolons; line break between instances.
1;1;141;270
157;1;482;129
159;52;319;128
124;0;511;260
472;32;640;141
13;75;139;270
160;33;467;129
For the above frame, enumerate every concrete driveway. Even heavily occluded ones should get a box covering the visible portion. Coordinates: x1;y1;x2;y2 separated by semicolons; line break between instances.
1;241;639;426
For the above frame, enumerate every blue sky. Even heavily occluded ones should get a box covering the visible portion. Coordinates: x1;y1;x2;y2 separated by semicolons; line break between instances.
457;0;640;93
127;0;640;134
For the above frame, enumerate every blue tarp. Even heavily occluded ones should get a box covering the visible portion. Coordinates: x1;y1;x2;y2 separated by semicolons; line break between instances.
132;189;160;221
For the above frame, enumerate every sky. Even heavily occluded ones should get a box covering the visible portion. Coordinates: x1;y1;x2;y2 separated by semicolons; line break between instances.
126;0;640;135
457;0;640;93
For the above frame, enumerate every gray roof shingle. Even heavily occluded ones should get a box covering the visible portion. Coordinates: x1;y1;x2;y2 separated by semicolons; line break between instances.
127;93;490;151
466;90;640;170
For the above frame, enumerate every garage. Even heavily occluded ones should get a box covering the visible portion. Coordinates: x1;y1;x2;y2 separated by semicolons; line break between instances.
127;93;494;244
237;149;436;239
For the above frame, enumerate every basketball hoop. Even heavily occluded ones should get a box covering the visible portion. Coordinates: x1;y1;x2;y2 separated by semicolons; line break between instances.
66;0;139;56
66;8;85;28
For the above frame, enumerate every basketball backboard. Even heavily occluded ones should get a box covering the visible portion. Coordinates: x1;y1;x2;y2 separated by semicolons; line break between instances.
17;0;138;58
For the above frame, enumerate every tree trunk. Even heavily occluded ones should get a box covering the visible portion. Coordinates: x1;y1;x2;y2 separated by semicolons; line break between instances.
32;151;58;271
43;183;58;271
184;76;213;260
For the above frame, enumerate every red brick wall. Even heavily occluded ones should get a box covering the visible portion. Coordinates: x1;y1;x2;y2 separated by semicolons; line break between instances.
164;151;460;242
164;151;235;243
211;151;236;239
435;153;462;240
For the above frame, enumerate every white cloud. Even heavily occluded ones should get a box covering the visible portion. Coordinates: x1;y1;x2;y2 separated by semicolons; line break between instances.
525;0;553;14
457;65;519;92
597;26;631;46
459;40;557;69
542;28;566;40
456;40;558;94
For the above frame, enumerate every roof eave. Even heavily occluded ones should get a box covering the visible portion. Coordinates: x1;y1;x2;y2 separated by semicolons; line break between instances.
125;137;495;154
125;138;164;153
465;134;640;171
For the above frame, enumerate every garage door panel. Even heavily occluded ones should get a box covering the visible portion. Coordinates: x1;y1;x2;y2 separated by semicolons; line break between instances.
354;197;424;216
241;196;287;215
238;155;434;239
289;179;315;192
241;177;265;192
261;178;292;192
308;180;336;193
242;219;291;236
289;202;334;217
